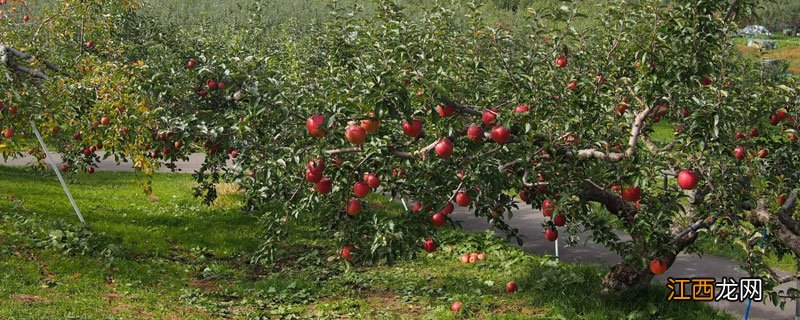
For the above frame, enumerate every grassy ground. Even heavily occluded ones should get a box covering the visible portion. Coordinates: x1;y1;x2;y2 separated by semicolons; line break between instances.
737;35;800;75
0;165;730;319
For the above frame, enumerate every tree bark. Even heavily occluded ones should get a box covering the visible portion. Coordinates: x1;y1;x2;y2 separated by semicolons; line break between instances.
602;261;655;294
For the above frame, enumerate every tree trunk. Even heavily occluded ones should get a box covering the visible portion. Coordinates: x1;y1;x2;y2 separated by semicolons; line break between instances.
602;261;654;294
793;25;798;37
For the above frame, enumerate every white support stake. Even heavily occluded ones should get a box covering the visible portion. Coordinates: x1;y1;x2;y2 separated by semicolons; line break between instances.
29;121;85;224
400;198;409;211
554;238;559;259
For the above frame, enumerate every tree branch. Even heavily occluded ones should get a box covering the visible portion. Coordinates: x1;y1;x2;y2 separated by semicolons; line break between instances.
580;179;637;225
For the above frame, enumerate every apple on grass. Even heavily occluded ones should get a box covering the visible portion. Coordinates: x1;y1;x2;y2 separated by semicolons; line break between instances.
450;301;462;312
506;281;518;292
340;245;354;260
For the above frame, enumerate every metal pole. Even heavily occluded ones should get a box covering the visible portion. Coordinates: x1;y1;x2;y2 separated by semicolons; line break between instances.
400;198;408;211
555;238;559;259
29;121;85;224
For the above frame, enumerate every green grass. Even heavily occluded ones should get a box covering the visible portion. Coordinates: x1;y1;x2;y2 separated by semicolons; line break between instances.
0;165;730;319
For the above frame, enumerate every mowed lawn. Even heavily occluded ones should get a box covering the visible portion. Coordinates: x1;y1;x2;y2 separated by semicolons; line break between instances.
0;165;731;319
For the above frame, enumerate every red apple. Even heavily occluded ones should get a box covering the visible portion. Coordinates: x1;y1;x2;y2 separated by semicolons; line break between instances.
436;103;455;117
455;192;471;207
476;253;486;260
2;128;14;139
316;178;333;194
73;131;83;141
186;58;196;70
677;170;699;190
616;104;629;115
735;132;746;140
460;253;470;264
491;125;510;144
775;109;788;121
506;281;518;293
411;202;422;213
306;115;327;138
555;55;568;68
432;212;446;227
360;113;379;133
466;124;483;142
423;238;437;253
450;301;462;313
347;198;362;216
553;213;566;227
229;150;240;159
196;88;208;97
596;75;606;83
734;147;746;160
680;108;690;117
435;138;454;158
541;199;555;216
770;115;780;126
514;104;529;113
649;259;668;275
402;118;423;138
345;125;367;145
757;148;769;158
306;169;323;183
340;245;354;260
364;173;380;189
519;189;529;203
788;132;798;142
87;167;95;174
353;181;370;198
60;163;69;173
482;109;498;125
441;202;454;215
621;186;642;202
566;81;578;91
779;194;787;206
750;128;760;138
701;76;713;86
206;79;218;90
308;159;325;175
23;15;30;23
545;227;558;241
